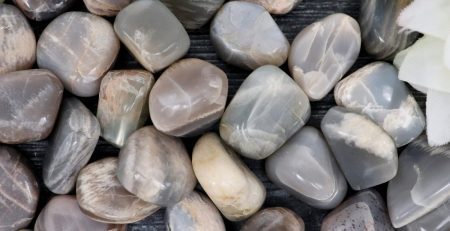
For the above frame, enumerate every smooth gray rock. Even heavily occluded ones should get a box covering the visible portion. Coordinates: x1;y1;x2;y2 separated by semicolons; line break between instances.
220;65;310;160
161;0;224;29
266;126;347;209
241;207;305;231
210;1;290;70
321;106;398;190
402;199;450;231
13;0;75;21
239;0;302;14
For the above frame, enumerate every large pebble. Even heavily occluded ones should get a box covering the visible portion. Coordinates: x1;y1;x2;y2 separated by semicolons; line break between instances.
161;0;224;29
239;0;301;14
220;65;310;160
83;0;131;16
150;58;228;137
289;13;361;101
210;2;289;70
402;199;450;231
37;12;120;97
241;207;305;231
13;0;75;21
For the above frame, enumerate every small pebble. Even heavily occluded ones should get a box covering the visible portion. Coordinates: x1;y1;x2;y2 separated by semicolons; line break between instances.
83;0;131;16
161;0;224;29
13;0;75;21
239;0;302;14
241;207;305;231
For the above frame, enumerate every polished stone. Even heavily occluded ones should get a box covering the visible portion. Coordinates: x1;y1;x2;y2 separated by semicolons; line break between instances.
321;190;394;231
117;126;196;206
0;147;39;231
210;1;289;70
387;135;450;228
161;0;224;29
321;106;398;190
241;207;305;231
97;70;154;148
13;0;75;21
0;69;63;144
0;4;36;75
114;0;190;73
43;98;100;194
166;191;225;231
402;199;450;231
76;157;159;224
192;133;266;221
83;0;131;16
335;62;425;147
220;65;310;160
150;58;228;137
37;12;119;97
239;0;302;14
289;13;361;101
266;126;347;209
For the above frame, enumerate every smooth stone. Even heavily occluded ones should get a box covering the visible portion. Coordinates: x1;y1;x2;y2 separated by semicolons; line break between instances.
266;126;347;209
289;13;361;101
83;0;131;16
43;98;100;194
13;0;75;21
166;191;226;231
37;12;120;97
321;190;394;231
387;135;450;228
220;65;310;160
192;133;266;221
149;58;228;137
321;106;398;190
117;126;196;206
161;0;224;29
360;0;418;59
97;70;154;148
35;195;126;231
0;69;63;144
239;0;302;14
241;207;305;231
0;146;39;230
0;4;36;75
76;157;159;224
210;1;289;70
402;199;450;231
114;0;190;73
335;62;425;147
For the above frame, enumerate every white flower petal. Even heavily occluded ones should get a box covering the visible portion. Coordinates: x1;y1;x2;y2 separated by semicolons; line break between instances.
426;90;450;146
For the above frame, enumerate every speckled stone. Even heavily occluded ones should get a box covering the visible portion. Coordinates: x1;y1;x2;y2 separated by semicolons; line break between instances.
13;0;75;21
83;0;131;16
149;58;228;137
402;199;450;231
210;1;290;70
239;0;302;14
241;207;305;231
161;0;224;29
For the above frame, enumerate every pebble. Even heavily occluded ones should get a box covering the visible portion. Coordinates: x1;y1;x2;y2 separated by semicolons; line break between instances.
402;199;450;231
241;207;305;231
83;0;131;16
239;0;302;14
161;0;224;29
13;0;75;21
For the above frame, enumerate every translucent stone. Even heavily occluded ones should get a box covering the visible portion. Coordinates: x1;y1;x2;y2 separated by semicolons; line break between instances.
161;0;224;29
241;207;305;231
401;199;450;231
13;0;75;21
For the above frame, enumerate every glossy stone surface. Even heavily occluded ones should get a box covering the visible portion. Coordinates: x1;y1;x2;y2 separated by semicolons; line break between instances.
266;126;347;209
150;58;228;137
166;191;225;231
0;69;63;144
0;4;36;75
114;0;190;73
402;199;450;231
240;0;302;14
76;157;159;224
83;0;131;16
97;70;154;147
241;207;305;231
13;0;75;21
0;147;39;230
117;126;196;206
161;0;224;29
35;195;126;231
210;1;289;70
321;106;398;190
387;135;450;228
43;98;100;194
37;12;119;97
220;65;310;160
360;0;418;59
289;13;361;101
192;133;266;221
321;190;394;231
335;62;425;147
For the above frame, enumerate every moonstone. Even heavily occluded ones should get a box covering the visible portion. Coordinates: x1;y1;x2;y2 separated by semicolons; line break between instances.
387;135;450;228
192;133;266;221
0;4;36;74
239;0;302;14
43;98;100;194
117;126;196;206
37;12;120;97
289;13;361;101
321;106;398;190
220;65;310;160
83;0;131;16
114;0;190;73
160;0;224;29
401;199;450;231
210;2;289;70
166;191;225;231
266;126;347;209
97;70;154;148
335;62;425;147
0;69;63;144
76;157;159;224
241;207;305;231
149;58;228;137
321;190;394;231
0;147;39;231
13;0;75;21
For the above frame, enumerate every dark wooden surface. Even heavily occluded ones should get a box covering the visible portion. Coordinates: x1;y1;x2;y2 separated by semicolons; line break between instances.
3;0;426;230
